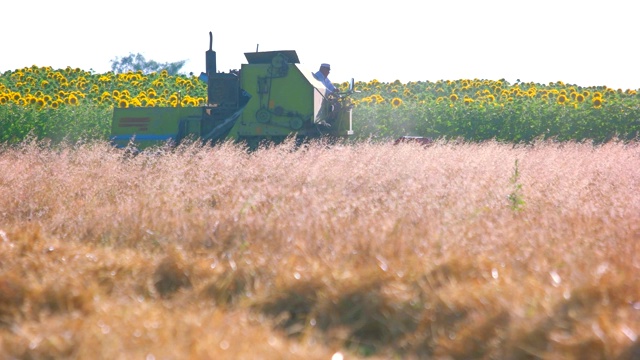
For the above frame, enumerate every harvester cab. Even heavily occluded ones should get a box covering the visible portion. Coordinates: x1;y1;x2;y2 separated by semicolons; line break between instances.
110;32;355;150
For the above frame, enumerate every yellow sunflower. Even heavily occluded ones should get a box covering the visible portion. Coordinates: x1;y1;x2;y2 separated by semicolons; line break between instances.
390;97;403;107
592;98;602;108
450;93;459;102
557;94;567;105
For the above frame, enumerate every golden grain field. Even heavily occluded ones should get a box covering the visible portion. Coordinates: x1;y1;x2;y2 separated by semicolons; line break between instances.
1;139;639;359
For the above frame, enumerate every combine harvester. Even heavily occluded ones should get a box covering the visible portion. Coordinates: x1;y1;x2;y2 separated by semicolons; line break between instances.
110;32;355;150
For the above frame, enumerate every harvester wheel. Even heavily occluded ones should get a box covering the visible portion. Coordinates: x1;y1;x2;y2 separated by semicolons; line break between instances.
289;117;303;130
256;109;271;123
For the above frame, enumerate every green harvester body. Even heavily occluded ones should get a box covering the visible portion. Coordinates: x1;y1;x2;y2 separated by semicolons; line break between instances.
111;34;353;150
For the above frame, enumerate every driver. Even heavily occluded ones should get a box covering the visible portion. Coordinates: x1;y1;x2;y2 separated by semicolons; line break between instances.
313;63;338;93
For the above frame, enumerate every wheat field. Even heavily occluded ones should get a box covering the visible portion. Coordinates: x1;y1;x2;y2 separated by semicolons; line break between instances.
0;138;639;359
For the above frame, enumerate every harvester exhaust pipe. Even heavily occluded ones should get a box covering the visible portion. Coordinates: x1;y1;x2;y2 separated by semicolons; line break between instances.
206;31;216;105
206;31;216;75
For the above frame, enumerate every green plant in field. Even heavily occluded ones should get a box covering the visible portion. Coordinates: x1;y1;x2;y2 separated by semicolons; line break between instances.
507;158;525;211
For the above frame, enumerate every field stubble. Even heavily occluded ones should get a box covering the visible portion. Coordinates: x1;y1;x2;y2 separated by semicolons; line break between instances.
0;138;639;359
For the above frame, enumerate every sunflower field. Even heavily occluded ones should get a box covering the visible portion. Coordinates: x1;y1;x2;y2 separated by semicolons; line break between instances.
1;65;640;144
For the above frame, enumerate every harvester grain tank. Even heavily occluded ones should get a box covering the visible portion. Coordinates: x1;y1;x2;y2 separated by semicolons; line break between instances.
110;32;355;150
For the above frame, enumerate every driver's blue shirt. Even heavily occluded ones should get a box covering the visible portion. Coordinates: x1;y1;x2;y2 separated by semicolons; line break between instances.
313;71;337;93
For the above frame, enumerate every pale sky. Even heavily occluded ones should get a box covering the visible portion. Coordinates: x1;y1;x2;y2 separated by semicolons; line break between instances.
3;0;638;90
